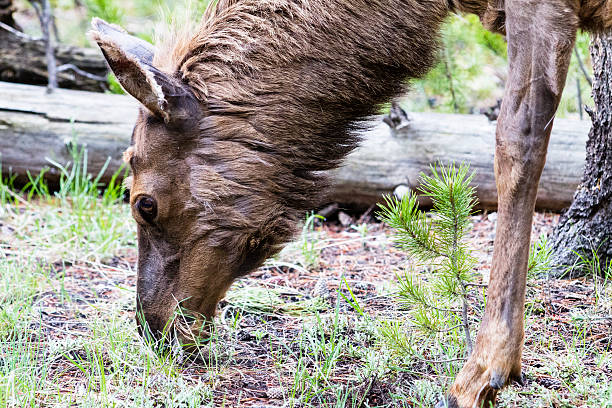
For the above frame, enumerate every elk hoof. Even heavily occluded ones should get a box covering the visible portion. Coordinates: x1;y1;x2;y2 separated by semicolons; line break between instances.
513;371;526;387
490;368;525;390
489;371;506;390
442;354;522;408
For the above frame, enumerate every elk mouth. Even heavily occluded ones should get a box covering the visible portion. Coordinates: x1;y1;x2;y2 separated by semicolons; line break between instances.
136;302;214;351
135;231;216;349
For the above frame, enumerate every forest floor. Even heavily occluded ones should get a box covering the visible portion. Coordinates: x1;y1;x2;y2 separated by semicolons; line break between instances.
1;195;610;407
1;2;605;407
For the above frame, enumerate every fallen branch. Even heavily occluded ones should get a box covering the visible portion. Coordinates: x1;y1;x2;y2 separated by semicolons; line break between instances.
0;23;108;91
30;0;57;93
57;64;107;82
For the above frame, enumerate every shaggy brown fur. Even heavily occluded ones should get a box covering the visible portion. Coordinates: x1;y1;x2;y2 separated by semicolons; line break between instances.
91;1;611;407
580;0;612;31
138;0;456;305
174;0;451;260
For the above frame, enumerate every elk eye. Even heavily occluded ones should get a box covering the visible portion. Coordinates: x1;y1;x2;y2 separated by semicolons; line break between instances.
136;196;157;222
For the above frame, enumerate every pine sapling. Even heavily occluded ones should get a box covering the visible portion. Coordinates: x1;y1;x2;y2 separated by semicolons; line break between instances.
377;163;478;354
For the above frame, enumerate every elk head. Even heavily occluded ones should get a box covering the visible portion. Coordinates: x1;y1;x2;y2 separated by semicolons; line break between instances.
90;19;295;344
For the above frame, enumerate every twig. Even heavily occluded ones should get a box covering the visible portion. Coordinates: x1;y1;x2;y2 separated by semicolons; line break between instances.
316;234;385;250
460;290;472;354
262;260;311;275
31;0;57;93
572;315;612;322
464;282;488;288
50;11;59;42
449;189;473;354
435;324;463;333
57;64;108;82
443;48;459;113
37;319;93;338
0;20;37;40
574;46;593;87
414;355;467;364
576;77;584;120
0;185;35;208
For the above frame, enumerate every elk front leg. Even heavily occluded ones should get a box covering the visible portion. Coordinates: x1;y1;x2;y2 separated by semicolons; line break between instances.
439;2;577;407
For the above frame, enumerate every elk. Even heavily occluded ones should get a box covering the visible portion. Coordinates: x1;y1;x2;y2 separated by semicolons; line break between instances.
90;1;611;406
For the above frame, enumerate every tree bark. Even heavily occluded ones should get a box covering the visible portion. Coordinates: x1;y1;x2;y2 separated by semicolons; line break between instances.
0;81;590;211
0;19;109;92
549;32;612;276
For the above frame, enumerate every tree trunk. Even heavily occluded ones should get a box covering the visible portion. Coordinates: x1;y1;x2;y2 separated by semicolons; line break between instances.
549;32;612;276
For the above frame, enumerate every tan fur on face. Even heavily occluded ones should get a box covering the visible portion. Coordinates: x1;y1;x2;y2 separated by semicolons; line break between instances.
125;3;456;321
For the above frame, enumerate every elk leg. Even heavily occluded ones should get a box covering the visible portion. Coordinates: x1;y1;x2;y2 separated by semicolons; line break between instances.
439;2;577;407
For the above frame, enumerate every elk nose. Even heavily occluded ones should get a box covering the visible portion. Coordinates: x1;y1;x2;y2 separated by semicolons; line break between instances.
136;312;174;346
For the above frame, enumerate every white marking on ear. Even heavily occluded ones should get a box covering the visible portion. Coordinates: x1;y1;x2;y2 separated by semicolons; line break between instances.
141;66;170;122
90;18;200;128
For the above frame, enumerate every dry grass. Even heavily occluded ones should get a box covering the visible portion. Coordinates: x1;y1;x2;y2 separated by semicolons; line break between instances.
0;184;610;407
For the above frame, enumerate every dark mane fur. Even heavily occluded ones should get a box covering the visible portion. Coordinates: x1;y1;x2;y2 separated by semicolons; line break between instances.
158;0;454;263
147;0;610;269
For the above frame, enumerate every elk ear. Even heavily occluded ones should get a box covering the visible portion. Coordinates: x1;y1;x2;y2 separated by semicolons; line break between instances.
89;18;199;126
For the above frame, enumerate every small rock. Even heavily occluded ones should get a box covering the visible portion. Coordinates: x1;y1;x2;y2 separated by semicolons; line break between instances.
393;184;411;200
266;386;285;399
338;211;353;227
487;212;498;223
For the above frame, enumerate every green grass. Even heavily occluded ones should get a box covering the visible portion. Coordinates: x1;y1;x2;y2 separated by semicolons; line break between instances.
3;2;607;405
1;138;132;264
0;164;610;406
2;149;610;407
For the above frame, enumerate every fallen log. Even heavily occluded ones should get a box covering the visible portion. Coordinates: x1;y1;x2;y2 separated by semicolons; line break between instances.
0;22;109;92
0;82;136;183
0;82;590;210
330;114;589;211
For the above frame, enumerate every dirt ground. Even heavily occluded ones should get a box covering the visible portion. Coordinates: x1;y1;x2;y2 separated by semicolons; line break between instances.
20;209;611;407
